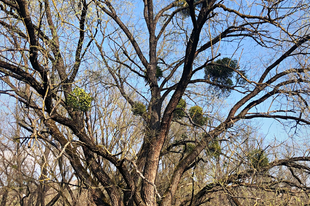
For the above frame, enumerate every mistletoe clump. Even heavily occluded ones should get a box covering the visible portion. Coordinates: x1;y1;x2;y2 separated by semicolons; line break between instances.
173;99;186;120
132;101;146;116
189;106;208;126
175;0;203;17
248;149;269;169
206;140;221;159
184;143;196;153
144;66;163;82
67;87;93;112
205;58;246;94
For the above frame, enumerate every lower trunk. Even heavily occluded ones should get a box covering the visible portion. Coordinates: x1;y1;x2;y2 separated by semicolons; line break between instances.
142;135;165;206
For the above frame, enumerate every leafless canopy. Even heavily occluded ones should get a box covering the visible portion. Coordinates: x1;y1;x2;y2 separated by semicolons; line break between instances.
0;0;310;205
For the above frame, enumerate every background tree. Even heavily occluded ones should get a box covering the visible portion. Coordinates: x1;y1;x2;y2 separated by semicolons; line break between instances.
0;0;310;206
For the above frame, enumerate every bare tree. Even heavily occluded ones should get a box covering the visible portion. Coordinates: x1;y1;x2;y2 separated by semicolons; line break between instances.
1;0;310;205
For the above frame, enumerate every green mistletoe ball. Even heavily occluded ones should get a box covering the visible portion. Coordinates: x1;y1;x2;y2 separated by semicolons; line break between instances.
67;87;93;112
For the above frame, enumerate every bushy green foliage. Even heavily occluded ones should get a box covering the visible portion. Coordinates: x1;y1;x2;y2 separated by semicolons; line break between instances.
173;99;186;120
132;101;146;116
184;143;196;153
207;140;221;159
204;58;246;94
205;58;236;86
248;149;269;169
156;66;163;80
67;87;93;112
175;0;203;17
144;66;163;82
189;106;208;126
